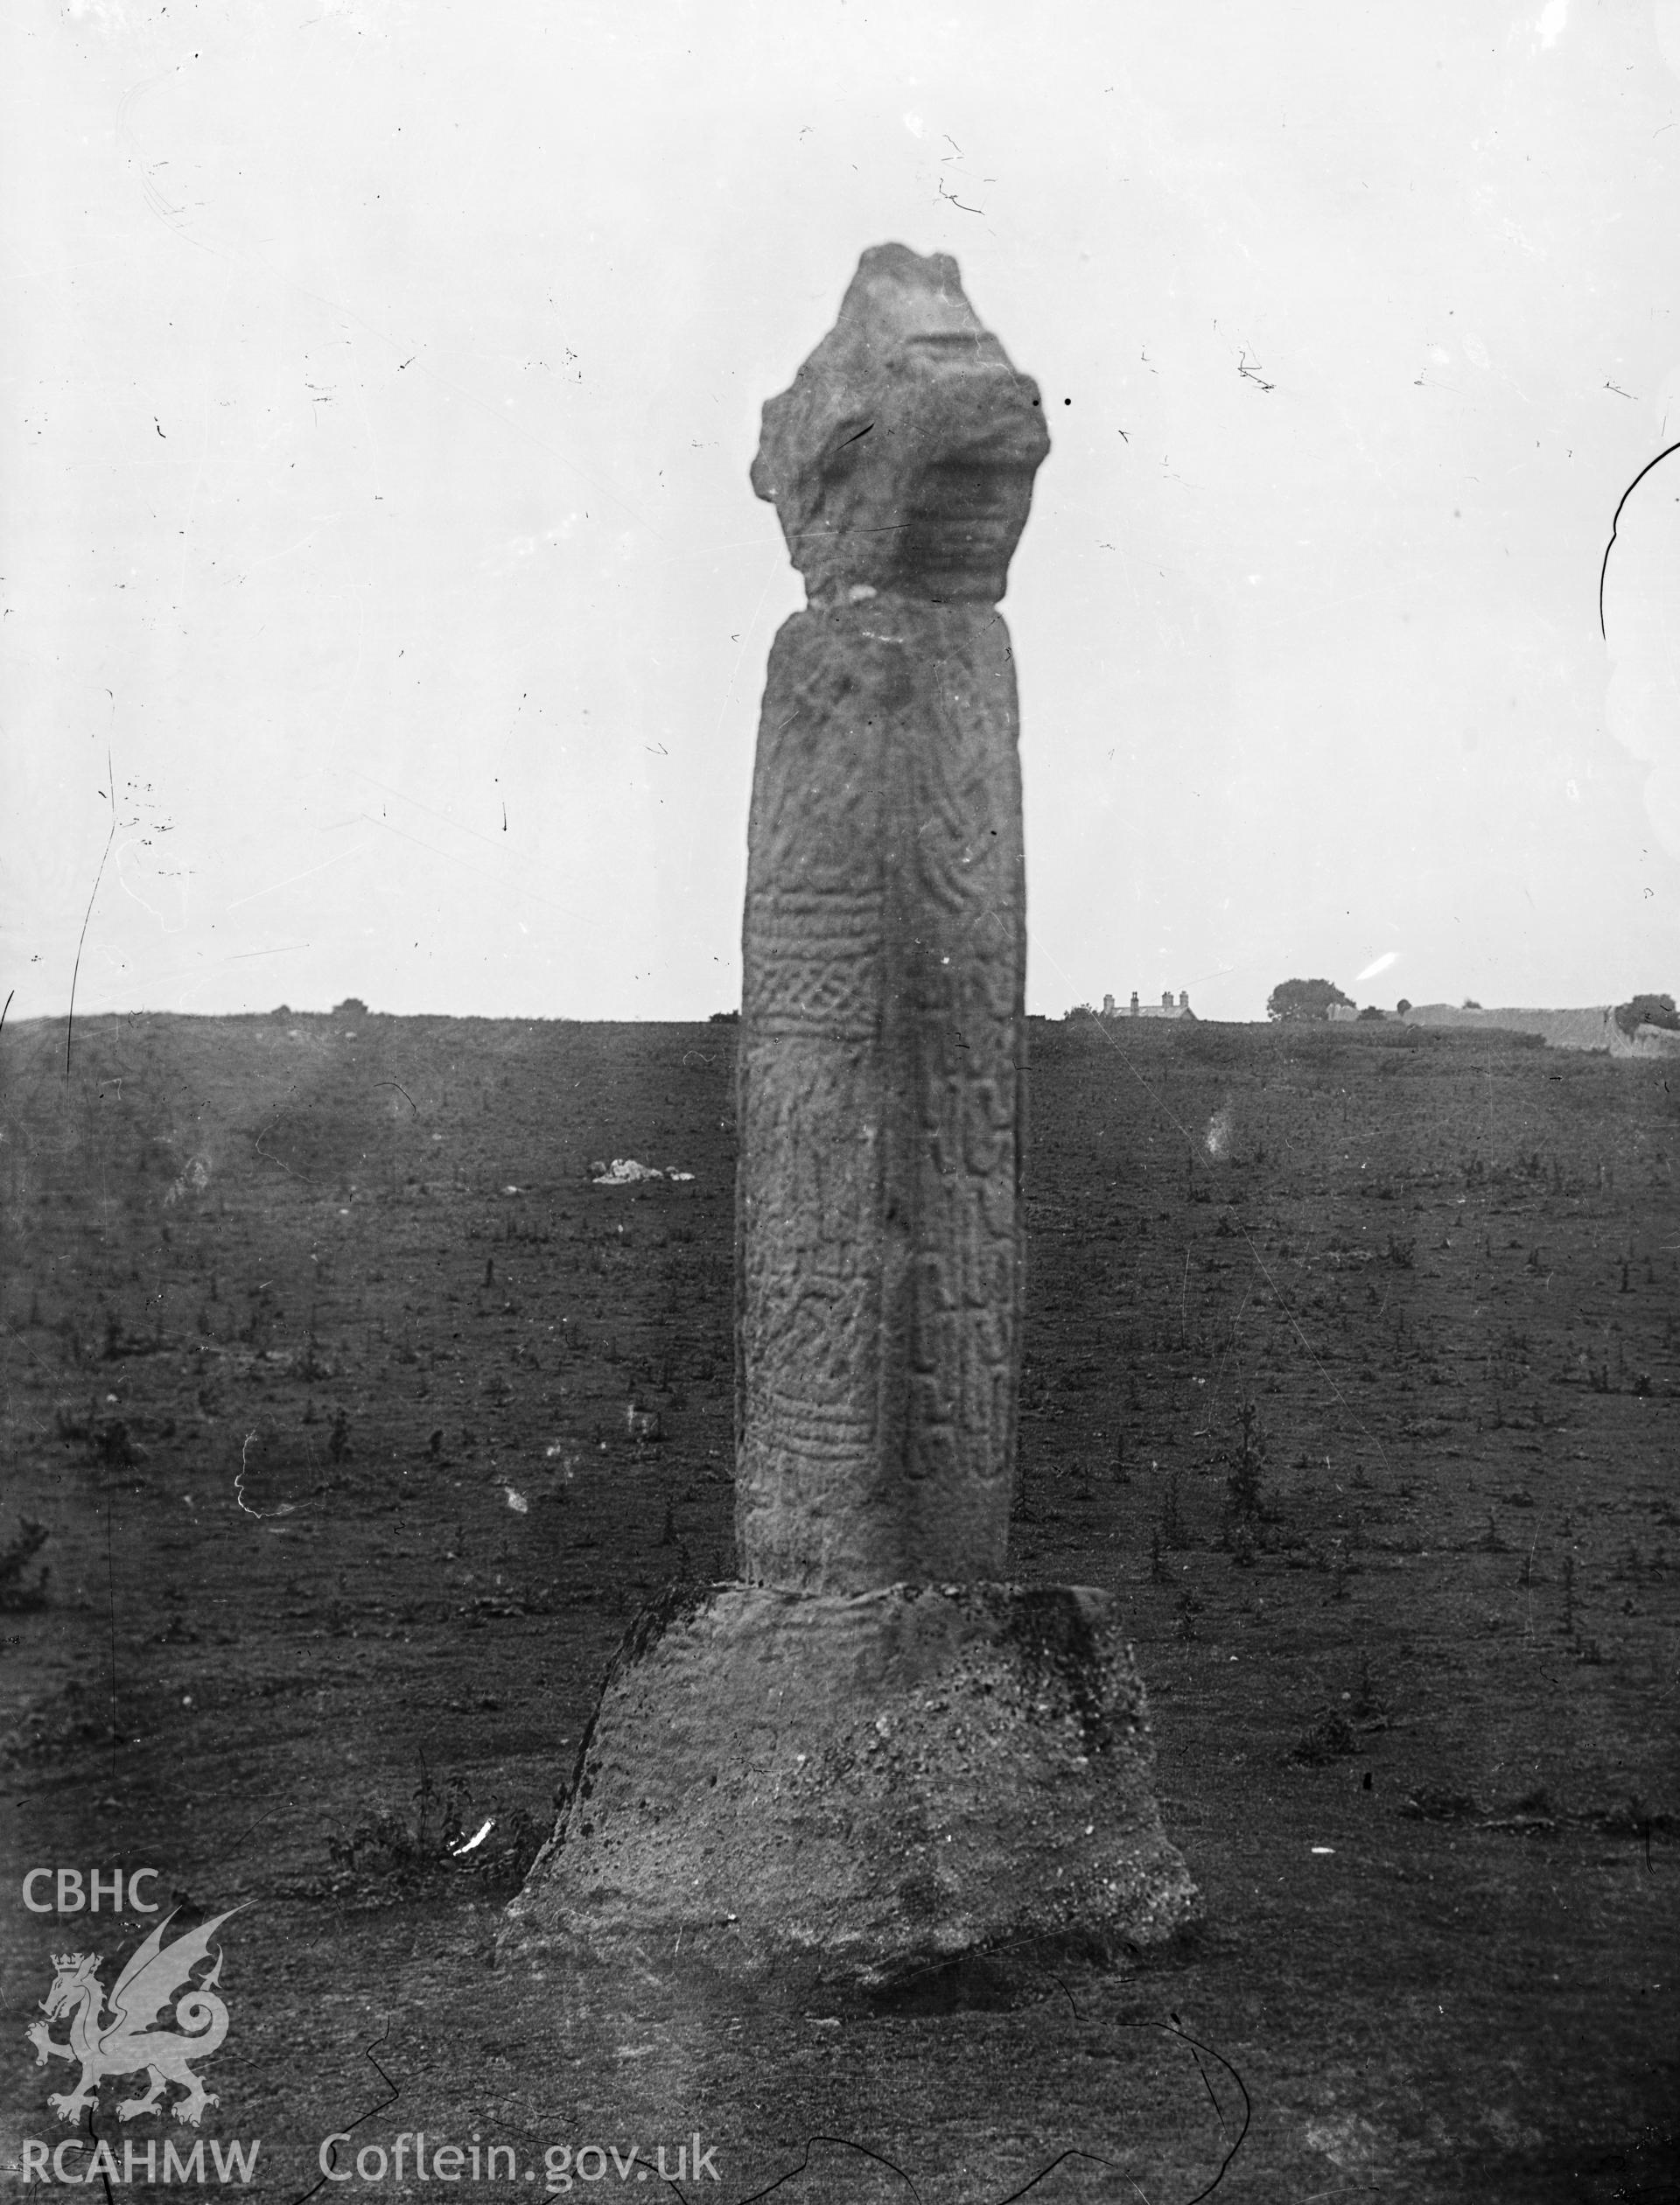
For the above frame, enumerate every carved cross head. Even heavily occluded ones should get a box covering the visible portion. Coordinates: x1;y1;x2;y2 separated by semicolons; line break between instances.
751;243;1050;608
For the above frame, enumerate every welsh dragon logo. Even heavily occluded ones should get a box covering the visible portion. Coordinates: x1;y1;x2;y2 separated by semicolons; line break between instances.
26;1908;242;2128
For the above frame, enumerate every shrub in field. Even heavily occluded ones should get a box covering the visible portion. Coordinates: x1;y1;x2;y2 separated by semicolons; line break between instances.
1291;1712;1356;1765
324;1757;544;1901
0;1518;50;1613
1222;1402;1270;1535
1158;1471;1188;1549
1266;977;1354;1021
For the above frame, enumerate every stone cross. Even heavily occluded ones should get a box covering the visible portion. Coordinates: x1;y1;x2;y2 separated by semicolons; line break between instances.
506;248;1196;1994
737;242;1050;1592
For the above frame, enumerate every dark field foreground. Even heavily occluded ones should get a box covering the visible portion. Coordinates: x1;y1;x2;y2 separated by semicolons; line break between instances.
2;1012;1676;2204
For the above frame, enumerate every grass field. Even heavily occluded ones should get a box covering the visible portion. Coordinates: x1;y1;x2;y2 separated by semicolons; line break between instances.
2;1010;1676;2203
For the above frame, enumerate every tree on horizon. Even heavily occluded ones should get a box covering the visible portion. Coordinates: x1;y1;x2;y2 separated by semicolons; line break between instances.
1266;977;1354;1023
1614;991;1679;1037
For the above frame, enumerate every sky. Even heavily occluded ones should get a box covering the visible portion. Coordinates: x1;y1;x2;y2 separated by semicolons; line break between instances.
4;0;1679;1026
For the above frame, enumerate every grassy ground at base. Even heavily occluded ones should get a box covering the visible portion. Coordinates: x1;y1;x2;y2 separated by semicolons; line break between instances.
2;1012;1675;2202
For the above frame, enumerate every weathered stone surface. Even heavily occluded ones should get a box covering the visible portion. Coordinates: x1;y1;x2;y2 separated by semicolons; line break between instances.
501;1582;1199;1991
751;242;1049;606
735;596;1026;1590
736;244;1046;1593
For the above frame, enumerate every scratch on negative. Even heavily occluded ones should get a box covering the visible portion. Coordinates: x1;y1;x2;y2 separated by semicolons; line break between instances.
1600;438;1680;639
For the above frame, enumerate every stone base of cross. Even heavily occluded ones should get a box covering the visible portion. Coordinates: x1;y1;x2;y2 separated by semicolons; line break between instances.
502;1580;1197;1993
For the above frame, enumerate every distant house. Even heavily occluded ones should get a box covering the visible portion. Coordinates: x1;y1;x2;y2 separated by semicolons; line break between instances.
1102;990;1194;1021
